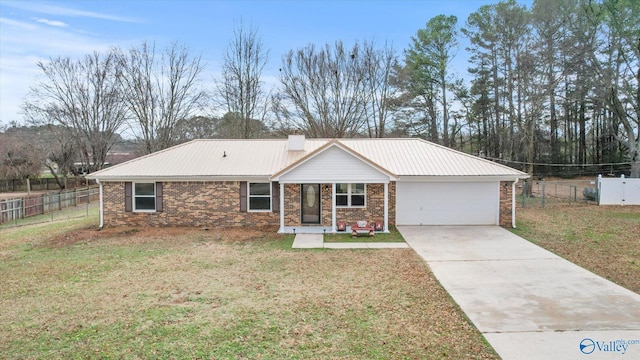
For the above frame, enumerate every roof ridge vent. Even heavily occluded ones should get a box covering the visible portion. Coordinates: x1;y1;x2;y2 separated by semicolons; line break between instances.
287;134;305;151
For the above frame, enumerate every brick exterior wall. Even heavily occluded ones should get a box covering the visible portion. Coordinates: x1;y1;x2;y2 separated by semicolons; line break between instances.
282;182;396;228
335;183;395;226
102;181;278;227
101;180;392;229
283;184;301;226
499;181;513;228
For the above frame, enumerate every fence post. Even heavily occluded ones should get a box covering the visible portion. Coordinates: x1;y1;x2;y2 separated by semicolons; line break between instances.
541;180;546;208
50;193;54;222
521;181;527;208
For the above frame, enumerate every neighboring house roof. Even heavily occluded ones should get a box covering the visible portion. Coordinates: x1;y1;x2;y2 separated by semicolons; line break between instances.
86;138;528;181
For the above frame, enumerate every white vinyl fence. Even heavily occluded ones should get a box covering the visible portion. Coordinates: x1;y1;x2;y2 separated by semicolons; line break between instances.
597;175;640;205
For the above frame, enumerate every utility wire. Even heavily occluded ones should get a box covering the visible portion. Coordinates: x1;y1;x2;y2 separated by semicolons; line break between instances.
481;156;632;167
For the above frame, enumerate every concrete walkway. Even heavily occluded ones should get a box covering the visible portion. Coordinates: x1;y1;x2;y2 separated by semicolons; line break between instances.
398;226;640;360
291;233;409;249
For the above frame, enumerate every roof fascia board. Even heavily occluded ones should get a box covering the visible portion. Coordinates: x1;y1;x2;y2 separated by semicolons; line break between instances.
277;179;390;184
397;175;530;182
271;140;398;181
88;176;273;182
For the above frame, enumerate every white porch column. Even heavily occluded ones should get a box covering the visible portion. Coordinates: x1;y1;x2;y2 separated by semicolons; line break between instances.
331;182;336;232
279;182;285;233
384;182;389;232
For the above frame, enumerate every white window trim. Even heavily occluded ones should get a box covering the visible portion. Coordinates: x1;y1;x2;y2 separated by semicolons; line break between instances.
133;182;156;213
335;183;366;208
248;182;272;212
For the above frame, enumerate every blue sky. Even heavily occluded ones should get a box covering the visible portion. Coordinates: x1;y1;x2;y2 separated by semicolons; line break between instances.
0;0;532;127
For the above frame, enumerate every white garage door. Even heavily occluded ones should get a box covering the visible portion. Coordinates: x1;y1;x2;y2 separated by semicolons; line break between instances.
396;182;499;225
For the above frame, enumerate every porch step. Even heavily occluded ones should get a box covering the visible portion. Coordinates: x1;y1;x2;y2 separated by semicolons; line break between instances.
292;234;410;249
292;234;324;248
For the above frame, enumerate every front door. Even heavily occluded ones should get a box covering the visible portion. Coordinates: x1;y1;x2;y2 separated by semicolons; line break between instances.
301;184;321;224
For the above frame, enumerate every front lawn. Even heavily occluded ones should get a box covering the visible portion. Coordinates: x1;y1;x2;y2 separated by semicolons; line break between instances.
513;205;640;293
324;225;406;243
0;221;497;359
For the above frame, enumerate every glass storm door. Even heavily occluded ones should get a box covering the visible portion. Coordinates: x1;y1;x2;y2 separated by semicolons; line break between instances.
301;184;321;224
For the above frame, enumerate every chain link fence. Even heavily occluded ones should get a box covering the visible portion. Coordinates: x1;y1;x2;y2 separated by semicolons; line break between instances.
0;187;99;227
518;179;598;208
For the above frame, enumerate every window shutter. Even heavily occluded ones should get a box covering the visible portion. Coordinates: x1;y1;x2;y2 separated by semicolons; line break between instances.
155;182;163;212
240;182;247;212
271;182;280;213
124;182;132;212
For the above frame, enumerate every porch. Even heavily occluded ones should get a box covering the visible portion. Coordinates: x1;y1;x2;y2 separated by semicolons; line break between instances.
276;182;394;234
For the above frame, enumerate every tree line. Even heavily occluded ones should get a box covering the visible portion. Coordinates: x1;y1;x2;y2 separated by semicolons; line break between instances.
2;0;639;180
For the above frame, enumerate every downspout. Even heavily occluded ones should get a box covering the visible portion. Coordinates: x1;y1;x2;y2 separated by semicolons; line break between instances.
512;178;519;229
96;179;104;229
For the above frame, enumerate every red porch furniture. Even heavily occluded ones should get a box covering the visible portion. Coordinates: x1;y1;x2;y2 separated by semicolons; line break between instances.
351;221;374;237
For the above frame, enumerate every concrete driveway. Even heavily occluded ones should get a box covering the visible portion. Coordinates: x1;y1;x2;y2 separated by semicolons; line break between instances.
398;226;640;360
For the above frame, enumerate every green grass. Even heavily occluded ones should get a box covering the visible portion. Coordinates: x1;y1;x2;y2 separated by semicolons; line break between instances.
0;223;498;359
0;203;99;230
513;205;640;293
0;211;99;251
324;226;405;243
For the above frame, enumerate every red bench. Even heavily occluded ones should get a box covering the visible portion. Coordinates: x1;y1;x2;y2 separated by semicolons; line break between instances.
351;221;375;237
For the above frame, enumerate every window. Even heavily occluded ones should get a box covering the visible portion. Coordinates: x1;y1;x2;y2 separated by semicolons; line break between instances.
249;182;271;211
134;182;156;211
336;183;366;208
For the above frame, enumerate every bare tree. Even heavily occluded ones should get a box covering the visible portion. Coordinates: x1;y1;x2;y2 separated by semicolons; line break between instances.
362;40;396;138
22;52;127;172
174;116;218;142
41;124;78;188
119;41;207;153
275;40;380;138
0;132;43;180
215;22;270;139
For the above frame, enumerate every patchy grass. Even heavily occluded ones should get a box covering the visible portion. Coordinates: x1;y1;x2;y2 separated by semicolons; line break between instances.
324;226;406;243
513;205;640;293
0;224;497;359
0;203;99;229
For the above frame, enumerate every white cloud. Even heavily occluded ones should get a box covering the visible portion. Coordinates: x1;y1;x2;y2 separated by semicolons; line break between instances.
35;18;68;27
0;17;37;30
0;16;123;125
3;1;142;23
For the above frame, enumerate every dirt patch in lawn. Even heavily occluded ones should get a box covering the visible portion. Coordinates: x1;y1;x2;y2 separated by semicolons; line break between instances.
514;205;640;293
1;226;497;359
42;225;282;248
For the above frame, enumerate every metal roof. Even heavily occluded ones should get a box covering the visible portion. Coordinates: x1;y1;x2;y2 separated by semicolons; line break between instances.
87;138;528;180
